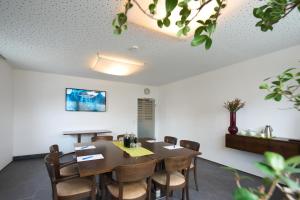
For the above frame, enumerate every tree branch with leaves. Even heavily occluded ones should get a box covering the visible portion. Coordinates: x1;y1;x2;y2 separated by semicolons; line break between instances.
113;0;227;49
112;0;300;50
226;152;300;200
253;0;300;32
259;68;300;111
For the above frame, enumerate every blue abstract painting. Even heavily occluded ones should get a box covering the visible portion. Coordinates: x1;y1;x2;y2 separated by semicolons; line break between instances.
65;88;106;112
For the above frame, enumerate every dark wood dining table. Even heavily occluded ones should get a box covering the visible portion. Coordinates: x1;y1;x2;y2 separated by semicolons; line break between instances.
74;138;201;177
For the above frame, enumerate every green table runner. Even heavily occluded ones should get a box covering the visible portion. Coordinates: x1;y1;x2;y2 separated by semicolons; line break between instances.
112;141;154;157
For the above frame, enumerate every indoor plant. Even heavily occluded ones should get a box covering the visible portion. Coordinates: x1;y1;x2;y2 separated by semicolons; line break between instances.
259;68;300;111
224;98;245;134
112;0;300;50
230;68;300;200
230;152;300;200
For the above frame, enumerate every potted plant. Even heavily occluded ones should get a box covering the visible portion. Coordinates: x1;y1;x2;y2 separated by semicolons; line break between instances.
224;99;245;134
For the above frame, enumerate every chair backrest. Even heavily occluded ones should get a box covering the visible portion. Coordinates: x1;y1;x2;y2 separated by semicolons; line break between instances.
180;140;200;152
164;156;192;173
91;135;113;142
164;136;177;145
115;160;156;183
44;152;60;182
49;144;59;153
117;134;125;140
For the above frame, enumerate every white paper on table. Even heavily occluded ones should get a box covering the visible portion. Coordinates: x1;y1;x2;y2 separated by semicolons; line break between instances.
75;145;96;151
146;140;157;143
163;145;183;150
77;154;104;162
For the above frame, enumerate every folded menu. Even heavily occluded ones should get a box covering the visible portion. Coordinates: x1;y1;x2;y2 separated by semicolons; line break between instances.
75;145;96;151
77;154;104;162
146;140;157;143
163;145;183;150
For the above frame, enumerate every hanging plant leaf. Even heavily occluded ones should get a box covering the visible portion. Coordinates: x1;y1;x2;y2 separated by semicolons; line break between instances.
166;0;178;13
191;35;207;46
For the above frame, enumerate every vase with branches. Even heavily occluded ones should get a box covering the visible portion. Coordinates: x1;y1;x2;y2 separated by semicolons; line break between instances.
224;98;245;134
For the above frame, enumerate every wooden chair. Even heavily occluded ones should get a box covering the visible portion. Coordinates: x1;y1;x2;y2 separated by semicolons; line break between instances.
106;160;156;200
49;144;75;161
117;134;125;140
49;144;78;177
152;156;192;200
91;135;113;142
180;140;200;191
164;136;177;145
44;152;97;200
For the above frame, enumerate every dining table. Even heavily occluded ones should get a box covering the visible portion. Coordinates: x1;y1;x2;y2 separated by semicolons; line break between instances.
74;138;202;177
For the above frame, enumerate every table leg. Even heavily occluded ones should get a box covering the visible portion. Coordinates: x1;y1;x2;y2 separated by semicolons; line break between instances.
77;134;81;143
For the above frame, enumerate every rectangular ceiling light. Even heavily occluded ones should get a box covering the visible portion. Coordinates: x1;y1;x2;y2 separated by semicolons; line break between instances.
91;54;144;76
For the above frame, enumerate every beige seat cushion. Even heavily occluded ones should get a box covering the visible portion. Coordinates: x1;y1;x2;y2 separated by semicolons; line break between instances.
152;171;185;186
107;180;147;199
60;164;78;177
56;178;92;197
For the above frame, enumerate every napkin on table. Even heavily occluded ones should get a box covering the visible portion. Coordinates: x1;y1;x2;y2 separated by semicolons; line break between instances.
146;140;157;143
75;145;96;151
77;154;104;162
163;145;183;150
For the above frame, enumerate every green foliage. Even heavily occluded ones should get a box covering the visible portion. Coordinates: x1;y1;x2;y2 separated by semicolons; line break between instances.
255;162;275;177
264;152;285;173
234;188;259;200
259;68;300;111
166;0;178;13
149;0;158;14
112;1;133;35
113;0;300;50
253;0;300;32
227;152;300;200
113;0;227;50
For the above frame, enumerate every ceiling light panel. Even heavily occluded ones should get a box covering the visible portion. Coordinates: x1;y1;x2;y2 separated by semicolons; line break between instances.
91;54;144;76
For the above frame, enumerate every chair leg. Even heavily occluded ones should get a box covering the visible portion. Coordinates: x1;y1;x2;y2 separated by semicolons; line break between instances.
186;184;190;200
91;175;97;200
194;166;199;191
91;193;96;200
166;187;170;200
182;188;185;200
100;174;108;200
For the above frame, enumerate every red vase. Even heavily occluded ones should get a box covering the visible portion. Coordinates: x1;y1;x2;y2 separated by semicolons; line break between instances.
228;112;238;134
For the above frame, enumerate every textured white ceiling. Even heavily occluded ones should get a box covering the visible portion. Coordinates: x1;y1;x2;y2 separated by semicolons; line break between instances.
0;0;299;85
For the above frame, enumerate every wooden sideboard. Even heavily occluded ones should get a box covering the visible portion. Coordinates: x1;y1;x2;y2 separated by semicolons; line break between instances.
63;130;112;143
225;134;300;158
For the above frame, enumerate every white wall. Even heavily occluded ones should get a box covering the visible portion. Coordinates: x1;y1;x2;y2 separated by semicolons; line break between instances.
13;70;158;156
158;45;300;176
10;45;300;176
0;59;14;170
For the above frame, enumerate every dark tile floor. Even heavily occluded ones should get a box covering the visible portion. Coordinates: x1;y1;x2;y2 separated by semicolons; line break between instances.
0;158;282;200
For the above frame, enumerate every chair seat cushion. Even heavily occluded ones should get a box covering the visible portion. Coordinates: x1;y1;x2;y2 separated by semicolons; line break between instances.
107;180;147;199
56;178;92;197
152;171;185;186
60;164;78;177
